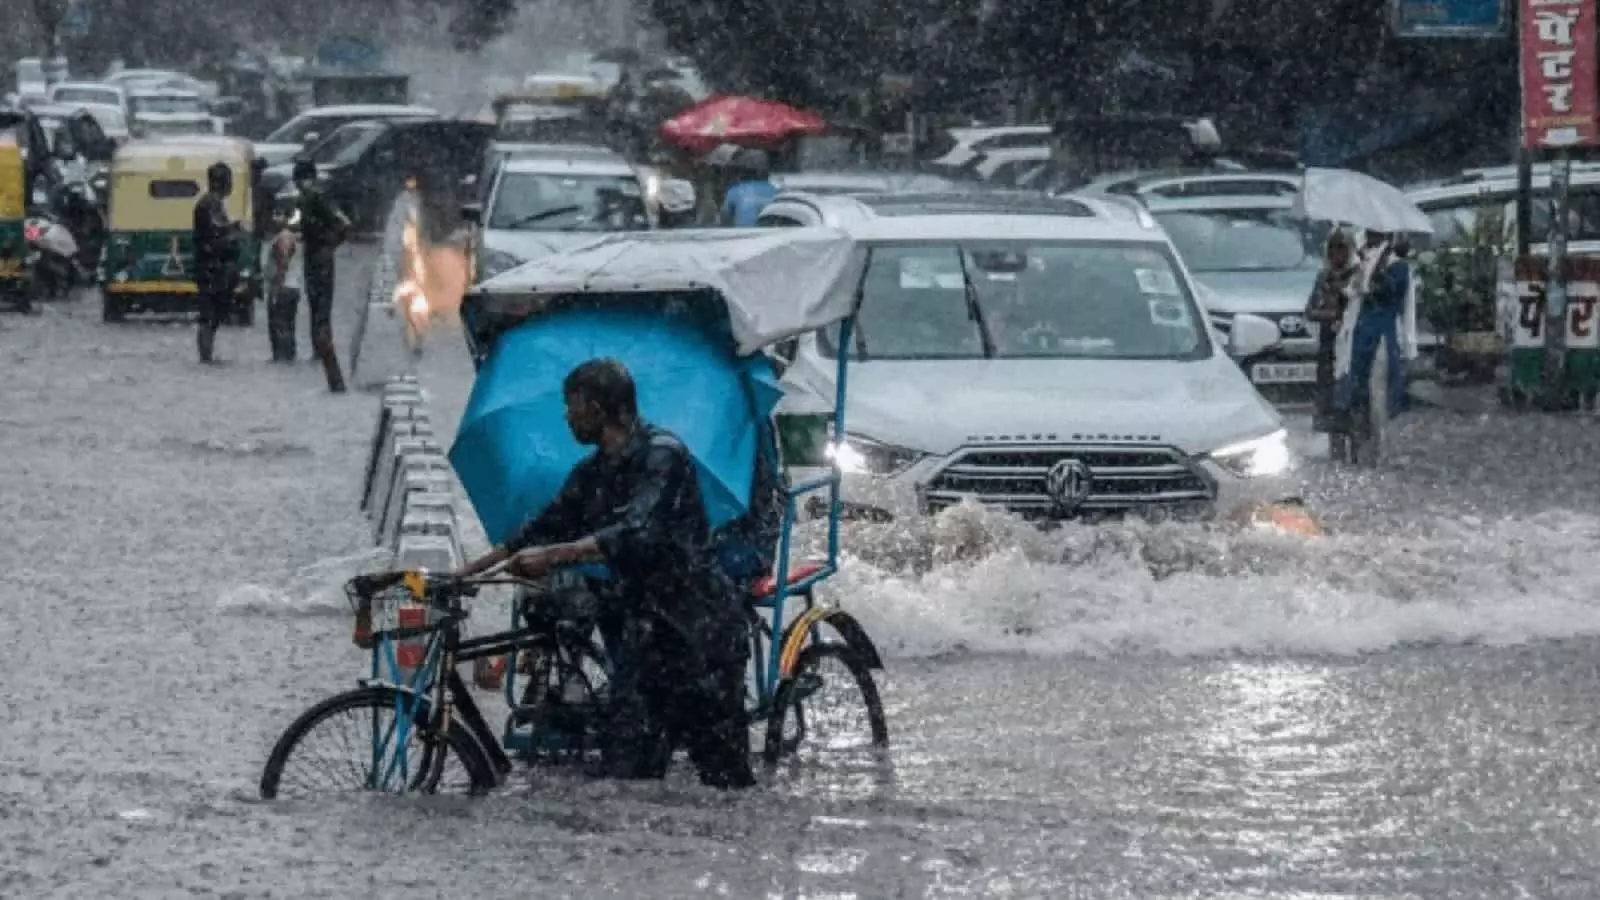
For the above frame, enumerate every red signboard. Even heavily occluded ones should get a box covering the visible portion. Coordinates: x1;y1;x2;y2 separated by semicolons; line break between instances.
1521;0;1600;148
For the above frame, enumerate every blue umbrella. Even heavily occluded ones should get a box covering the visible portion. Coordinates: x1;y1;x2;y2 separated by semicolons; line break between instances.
450;304;781;547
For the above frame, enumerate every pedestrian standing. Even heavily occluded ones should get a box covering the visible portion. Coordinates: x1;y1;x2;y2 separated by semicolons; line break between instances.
1306;229;1359;432
1334;231;1414;420
293;160;351;393
191;162;239;364
264;205;305;362
719;150;776;227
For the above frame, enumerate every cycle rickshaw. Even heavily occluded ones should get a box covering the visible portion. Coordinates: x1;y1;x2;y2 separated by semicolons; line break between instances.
259;227;888;797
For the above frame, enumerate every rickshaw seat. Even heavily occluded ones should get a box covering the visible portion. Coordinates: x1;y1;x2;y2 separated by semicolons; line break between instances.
750;561;827;599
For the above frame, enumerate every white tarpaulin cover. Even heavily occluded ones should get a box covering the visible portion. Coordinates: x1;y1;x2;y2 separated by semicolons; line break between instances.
473;227;867;355
1292;167;1433;235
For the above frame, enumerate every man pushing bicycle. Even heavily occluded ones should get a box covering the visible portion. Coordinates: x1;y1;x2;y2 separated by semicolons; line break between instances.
454;358;757;789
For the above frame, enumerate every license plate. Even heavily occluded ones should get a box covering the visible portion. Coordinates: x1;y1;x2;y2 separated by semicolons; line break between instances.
1251;362;1317;385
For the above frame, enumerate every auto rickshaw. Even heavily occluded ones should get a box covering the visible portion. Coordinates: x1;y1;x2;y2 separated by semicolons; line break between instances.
0;128;27;311
1;109;53;312
101;137;260;324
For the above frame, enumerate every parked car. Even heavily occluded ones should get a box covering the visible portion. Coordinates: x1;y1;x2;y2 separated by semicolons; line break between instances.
252;103;439;168
758;190;1296;524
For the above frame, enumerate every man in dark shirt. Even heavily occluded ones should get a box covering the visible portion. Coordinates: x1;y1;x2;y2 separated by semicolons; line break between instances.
293;160;350;392
191;162;238;364
456;358;756;789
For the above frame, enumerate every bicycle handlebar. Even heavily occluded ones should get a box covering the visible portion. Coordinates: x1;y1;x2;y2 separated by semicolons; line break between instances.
344;569;547;606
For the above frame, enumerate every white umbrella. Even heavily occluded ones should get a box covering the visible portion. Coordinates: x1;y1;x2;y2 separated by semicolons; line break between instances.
1292;167;1433;235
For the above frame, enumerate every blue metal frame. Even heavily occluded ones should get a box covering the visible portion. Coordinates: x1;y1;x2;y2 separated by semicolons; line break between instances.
363;624;445;790
757;313;853;697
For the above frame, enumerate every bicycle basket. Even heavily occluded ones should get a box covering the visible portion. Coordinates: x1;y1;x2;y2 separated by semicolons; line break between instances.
347;574;434;650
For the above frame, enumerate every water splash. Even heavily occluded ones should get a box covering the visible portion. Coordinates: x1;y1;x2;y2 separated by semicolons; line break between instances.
217;549;391;617
812;501;1600;659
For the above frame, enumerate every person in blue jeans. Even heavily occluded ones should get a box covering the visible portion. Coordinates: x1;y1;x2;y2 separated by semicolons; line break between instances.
721;151;777;227
1334;232;1411;422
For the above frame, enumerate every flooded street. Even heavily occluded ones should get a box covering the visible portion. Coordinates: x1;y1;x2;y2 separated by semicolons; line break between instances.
6;252;1600;898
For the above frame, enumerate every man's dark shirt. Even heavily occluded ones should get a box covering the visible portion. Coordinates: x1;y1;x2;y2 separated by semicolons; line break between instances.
505;422;747;663
191;192;233;285
297;185;344;272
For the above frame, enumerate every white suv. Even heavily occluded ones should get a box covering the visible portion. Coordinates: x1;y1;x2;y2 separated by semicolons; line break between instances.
757;191;1298;524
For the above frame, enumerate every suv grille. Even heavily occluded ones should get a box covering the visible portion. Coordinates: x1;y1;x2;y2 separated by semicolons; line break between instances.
923;444;1214;519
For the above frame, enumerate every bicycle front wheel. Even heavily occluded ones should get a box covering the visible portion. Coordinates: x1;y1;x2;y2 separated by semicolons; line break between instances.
259;686;495;799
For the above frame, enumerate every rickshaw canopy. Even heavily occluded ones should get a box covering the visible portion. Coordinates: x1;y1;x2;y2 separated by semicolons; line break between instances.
108;137;254;230
0;137;22;219
469;227;867;358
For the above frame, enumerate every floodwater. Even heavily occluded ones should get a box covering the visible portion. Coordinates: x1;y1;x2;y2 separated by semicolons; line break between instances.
5;249;1600;898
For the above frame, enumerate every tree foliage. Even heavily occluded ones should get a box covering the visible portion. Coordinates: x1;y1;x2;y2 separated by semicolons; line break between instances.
645;0;1515;132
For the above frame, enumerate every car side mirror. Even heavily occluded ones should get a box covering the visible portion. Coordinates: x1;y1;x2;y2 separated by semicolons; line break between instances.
1228;313;1282;358
461;202;482;225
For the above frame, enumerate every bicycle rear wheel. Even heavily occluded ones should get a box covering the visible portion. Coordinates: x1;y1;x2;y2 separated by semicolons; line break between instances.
259;686;495;799
763;643;888;764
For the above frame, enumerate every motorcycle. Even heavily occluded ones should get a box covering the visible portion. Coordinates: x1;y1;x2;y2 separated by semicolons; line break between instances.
56;179;106;276
24;212;80;300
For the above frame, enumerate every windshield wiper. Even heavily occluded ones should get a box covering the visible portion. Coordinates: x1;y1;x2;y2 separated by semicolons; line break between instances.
502;205;583;230
954;251;996;358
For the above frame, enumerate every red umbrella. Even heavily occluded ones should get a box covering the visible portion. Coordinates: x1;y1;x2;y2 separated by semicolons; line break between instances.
659;94;828;154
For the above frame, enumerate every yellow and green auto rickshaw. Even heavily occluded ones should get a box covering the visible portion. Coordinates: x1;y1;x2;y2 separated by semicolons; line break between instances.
0;132;26;311
101;136;260;324
1;109;52;312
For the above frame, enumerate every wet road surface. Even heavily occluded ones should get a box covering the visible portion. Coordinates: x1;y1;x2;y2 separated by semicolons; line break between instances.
5;253;1600;898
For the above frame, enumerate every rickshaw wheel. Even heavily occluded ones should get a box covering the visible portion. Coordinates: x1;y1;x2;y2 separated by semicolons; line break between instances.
100;293;125;323
763;642;888;765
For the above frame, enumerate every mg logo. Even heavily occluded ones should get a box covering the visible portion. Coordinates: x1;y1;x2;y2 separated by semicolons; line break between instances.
1045;458;1093;513
1277;314;1309;337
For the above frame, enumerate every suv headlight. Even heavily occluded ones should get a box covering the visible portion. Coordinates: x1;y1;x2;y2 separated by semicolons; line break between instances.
825;434;924;476
477;247;522;282
1209;429;1291;478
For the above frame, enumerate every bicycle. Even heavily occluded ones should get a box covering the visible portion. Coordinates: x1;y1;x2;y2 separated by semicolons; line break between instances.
259;565;890;798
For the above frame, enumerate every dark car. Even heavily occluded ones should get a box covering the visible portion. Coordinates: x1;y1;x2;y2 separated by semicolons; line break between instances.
263;118;494;234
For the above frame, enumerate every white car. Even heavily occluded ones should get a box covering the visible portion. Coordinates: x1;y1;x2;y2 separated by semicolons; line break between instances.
468;147;655;285
956;145;1051;187
253;104;439;167
48;81;126;114
1407;164;1600;255
770;171;962;196
126;87;218;138
759;191;1297;524
103;69;217;101
929;124;1052;169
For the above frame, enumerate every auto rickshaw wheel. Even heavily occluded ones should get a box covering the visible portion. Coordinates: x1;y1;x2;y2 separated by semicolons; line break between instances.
101;292;125;323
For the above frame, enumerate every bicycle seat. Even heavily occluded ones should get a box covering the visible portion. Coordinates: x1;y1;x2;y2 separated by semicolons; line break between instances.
749;561;827;599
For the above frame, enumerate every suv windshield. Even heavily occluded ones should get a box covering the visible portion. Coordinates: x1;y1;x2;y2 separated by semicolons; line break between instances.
821;241;1210;360
489;171;647;231
1154;210;1318;272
